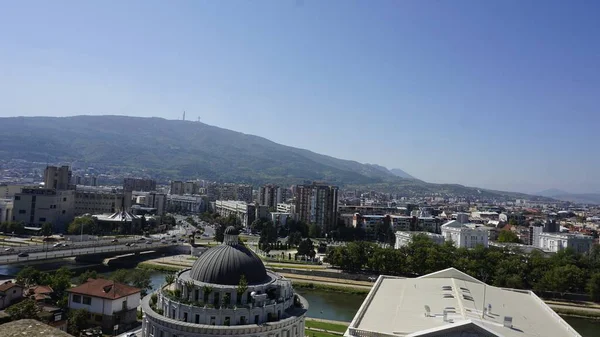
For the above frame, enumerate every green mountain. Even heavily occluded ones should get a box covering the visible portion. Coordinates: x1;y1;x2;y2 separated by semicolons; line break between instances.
0;115;400;185
0;115;552;201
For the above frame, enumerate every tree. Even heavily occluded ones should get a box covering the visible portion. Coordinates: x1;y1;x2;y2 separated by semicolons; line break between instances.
6;299;39;320
67;216;95;235
130;269;152;295
286;231;303;247
215;223;225;243
587;272;600;302
140;215;147;230
250;219;265;233
110;269;129;283
297;238;315;257
50;267;73;298
40;223;53;237
77;270;98;285
237;275;248;304
165;273;176;285
308;224;321;238
539;265;585;296
16;266;49;287
498;230;521;243
68;308;89;335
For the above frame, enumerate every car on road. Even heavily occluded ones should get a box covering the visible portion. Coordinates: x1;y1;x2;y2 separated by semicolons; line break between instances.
171;239;177;243
125;333;138;337
111;239;119;243
138;237;146;241
145;240;153;244
18;252;29;257
4;247;14;252
53;243;63;248
160;240;167;244
63;243;70;247
125;242;131;247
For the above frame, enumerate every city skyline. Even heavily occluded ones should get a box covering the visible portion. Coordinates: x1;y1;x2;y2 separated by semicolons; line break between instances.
1;1;598;193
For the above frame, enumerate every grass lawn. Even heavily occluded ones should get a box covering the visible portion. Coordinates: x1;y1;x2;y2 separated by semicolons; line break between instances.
305;320;348;333
305;330;342;337
266;263;325;270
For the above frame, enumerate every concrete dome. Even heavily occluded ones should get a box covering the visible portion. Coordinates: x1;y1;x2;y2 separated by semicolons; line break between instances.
189;238;268;286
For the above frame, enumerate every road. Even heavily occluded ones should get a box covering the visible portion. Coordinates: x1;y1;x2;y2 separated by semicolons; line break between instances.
0;240;177;264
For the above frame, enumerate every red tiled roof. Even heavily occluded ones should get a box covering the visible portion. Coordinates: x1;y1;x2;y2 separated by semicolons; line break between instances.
29;285;53;295
0;282;22;292
67;278;140;300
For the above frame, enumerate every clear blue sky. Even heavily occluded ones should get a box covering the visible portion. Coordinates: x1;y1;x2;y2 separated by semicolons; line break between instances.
1;1;598;194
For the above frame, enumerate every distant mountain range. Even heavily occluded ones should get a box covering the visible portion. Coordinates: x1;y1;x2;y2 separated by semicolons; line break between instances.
389;168;415;179
0;115;552;201
536;189;600;205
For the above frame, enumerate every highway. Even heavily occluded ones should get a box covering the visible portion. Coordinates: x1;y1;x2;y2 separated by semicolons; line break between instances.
0;240;180;264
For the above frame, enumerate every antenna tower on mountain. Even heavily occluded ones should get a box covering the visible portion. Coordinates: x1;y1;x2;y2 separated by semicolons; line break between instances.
183;111;186;121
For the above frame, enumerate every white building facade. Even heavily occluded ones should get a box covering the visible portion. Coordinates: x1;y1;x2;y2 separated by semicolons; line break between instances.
537;232;593;254
441;220;489;248
394;231;445;249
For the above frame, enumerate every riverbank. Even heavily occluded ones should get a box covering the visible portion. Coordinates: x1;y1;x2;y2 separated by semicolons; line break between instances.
135;255;600;318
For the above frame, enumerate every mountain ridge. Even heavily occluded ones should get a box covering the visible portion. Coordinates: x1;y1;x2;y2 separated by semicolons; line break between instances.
0;115;553;201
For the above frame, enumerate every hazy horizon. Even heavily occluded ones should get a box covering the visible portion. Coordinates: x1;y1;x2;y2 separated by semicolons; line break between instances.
1;1;598;193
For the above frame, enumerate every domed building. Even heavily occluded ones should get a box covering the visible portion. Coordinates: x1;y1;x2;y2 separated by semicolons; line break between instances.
141;227;308;337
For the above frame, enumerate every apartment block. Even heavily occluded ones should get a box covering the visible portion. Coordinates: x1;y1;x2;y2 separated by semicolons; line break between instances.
44;165;72;190
123;178;156;192
294;182;338;232
214;200;256;228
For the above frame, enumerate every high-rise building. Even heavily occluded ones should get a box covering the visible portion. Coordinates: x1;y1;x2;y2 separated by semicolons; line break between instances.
258;184;284;209
235;185;253;203
170;181;184;195
44;165;72;190
183;181;198;195
294;182;338;233
123;178;157;192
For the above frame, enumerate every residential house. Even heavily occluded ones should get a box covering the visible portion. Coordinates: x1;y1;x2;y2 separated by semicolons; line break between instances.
0;281;23;310
67;278;141;334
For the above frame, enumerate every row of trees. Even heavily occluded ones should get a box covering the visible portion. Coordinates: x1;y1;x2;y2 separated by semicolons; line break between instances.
325;235;600;300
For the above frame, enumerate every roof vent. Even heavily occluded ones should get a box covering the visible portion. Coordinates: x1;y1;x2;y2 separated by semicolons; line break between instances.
503;316;513;328
103;285;113;293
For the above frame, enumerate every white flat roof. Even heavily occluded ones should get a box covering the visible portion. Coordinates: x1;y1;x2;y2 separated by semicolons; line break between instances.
345;268;581;337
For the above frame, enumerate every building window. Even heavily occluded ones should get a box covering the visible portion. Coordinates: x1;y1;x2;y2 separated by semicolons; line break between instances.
39;217;46;222
14;196;20;200
82;296;92;305
183;312;188;322
210;316;216;325
63;198;67;202
240;316;246;325
254;315;259;324
62;210;66;214
18;210;26;214
72;295;81;303
122;300;127;311
195;314;200;324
